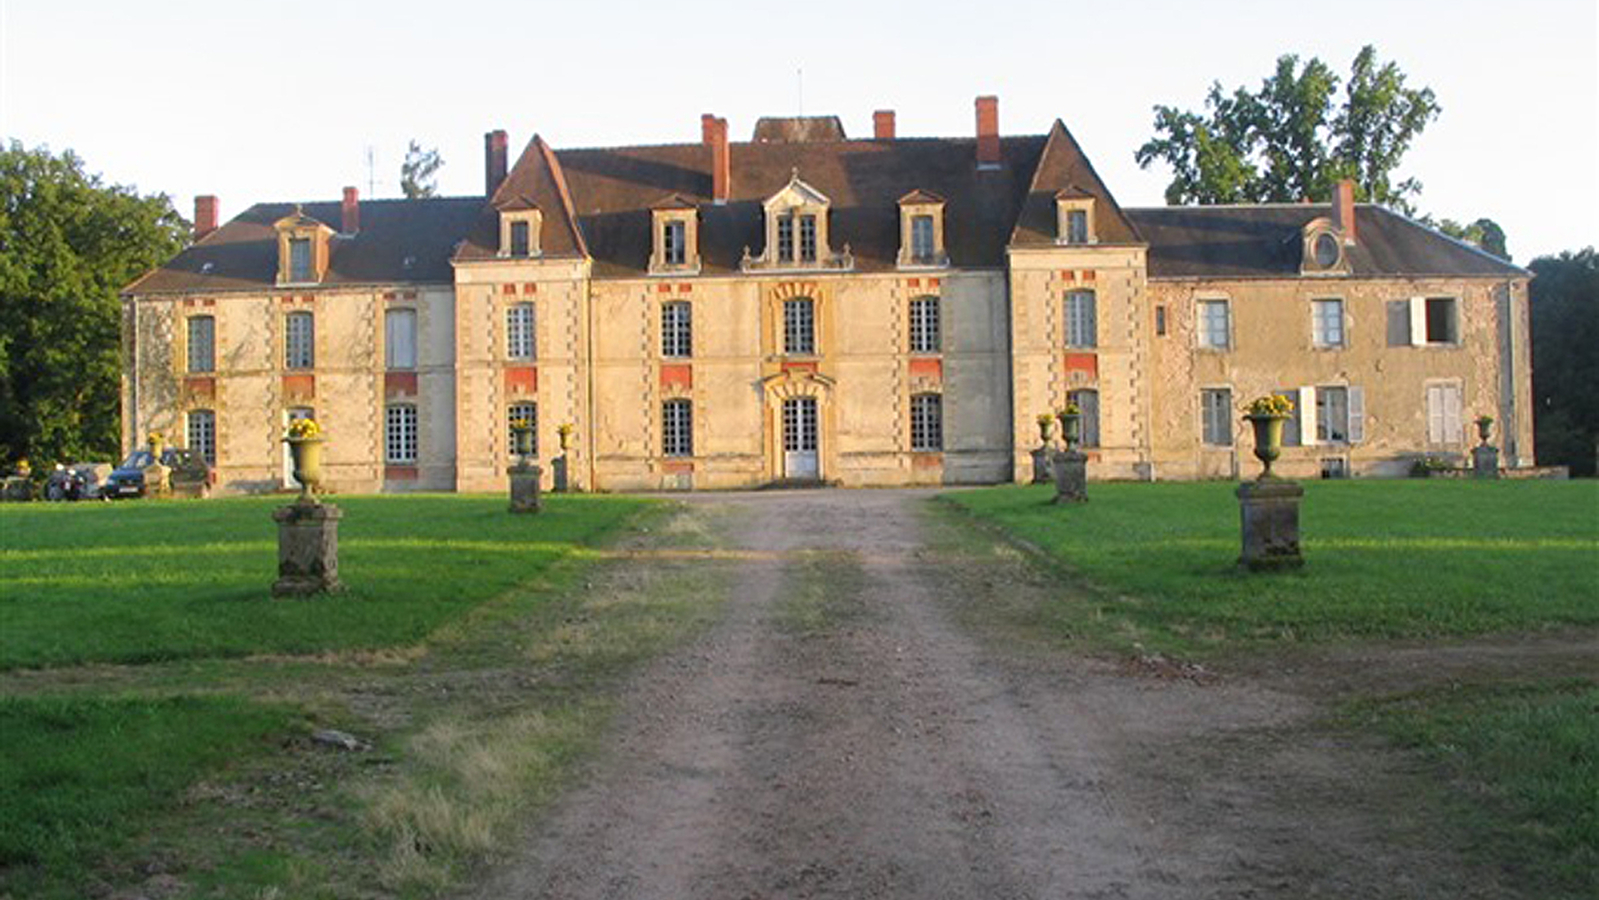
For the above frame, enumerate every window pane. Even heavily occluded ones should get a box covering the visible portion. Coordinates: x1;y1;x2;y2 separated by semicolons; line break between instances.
1425;298;1457;343
911;215;935;261
784;298;815;355
663;220;686;265
662;302;692;357
187;316;215;373
507;304;536;359
285;312;314;369
1199;301;1230;349
1067;209;1088;243
1068;389;1100;448
187;410;215;464
777;216;794;262
508;402;538;457
1313;299;1344;347
385;405;417;463
1202;388;1233;445
663;399;693;457
911;393;942;451
386;309;417;370
909;296;940;353
1065;291;1097;348
510;220;530;257
799;215;817;262
289;238;312;282
1316;387;1350;443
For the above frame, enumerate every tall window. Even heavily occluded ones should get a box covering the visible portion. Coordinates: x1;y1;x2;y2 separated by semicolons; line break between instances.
1426;383;1463;445
288;238;312;282
1198;300;1230;350
1425;297;1458;344
386;308;417;370
1069;389;1100;448
910;215;935;262
777;215;794;263
662;301;692;358
285;311;314;369
911;393;943;451
798;215;817;262
1065;290;1097;348
508;402;538;456
187;409;215;464
507;303;535;360
187;316;215;373
1201;388;1233;446
509;220;530;257
909;296;940;353
1312;299;1345;348
663;398;693;457
662;220;686;266
1316;386;1351;444
385;404;417;464
784;298;815;355
1066;209;1089;244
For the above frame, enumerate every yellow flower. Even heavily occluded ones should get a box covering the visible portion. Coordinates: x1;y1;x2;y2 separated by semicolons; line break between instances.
1246;394;1294;417
285;418;321;440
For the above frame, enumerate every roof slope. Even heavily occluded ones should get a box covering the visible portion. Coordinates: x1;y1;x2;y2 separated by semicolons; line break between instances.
455;135;587;261
1009;120;1141;247
125;197;484;294
1127;205;1527;279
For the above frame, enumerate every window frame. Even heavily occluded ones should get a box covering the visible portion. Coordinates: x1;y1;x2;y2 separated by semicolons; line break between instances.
187;409;216;464
1064;290;1097;349
385;404;418;464
662;220;686;266
661;301;692;358
288;237;313;283
1316;386;1351;444
187;315;215;374
284;311;314;370
908;296;941;354
910;215;936;262
507;401;538;457
783;297;816;356
662;398;693;457
910;392;943;452
1068;388;1100;448
1425;381;1463;446
1312;298;1345;349
1197;299;1231;351
1200;387;1233;446
385;307;418;371
506;302;536;361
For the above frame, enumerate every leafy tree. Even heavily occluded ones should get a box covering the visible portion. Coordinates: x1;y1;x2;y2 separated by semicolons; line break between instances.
1433;217;1510;261
399;141;443;199
1136;46;1440;213
1528;248;1599;476
0;143;188;469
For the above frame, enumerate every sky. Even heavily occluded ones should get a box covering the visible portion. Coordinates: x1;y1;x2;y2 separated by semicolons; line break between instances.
2;0;1595;262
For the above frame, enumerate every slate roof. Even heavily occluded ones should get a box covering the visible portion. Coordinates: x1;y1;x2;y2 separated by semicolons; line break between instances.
125;197;483;294
1127;204;1527;279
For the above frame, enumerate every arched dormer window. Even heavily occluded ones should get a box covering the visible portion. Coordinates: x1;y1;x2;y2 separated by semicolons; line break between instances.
274;207;333;285
742;171;852;272
1300;217;1351;276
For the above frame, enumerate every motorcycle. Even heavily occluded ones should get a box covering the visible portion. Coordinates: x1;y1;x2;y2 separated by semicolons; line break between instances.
45;463;109;501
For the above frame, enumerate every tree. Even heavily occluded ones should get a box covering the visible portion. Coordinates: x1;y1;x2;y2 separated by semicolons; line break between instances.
399;141;443;199
0;142;189;469
1434;217;1510;261
1136;46;1441;213
1528;248;1599;476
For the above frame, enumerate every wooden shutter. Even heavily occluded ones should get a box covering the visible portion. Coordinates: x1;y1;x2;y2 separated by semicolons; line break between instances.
1409;297;1427;346
1443;384;1462;443
1298;386;1318;446
1348;386;1366;444
1427;385;1445;444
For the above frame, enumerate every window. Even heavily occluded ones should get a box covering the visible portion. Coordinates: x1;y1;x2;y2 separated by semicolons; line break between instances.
509;220;530;257
911;393;943;451
909;296;940;353
288;238;312;282
777;215;794;263
663;399;693;457
499;210;542;258
1312;299;1344;348
1155;305;1167;337
798;215;817;262
1198;300;1230;350
1055;196;1095;244
910;215;935;262
285;311;314;370
662;301;692;358
385;404;417;464
662;220;686;266
1069;389;1100;448
1066;209;1089;244
508;402;538;456
187;409;215;464
1314;386;1367;444
1395;297;1460;346
1201;388;1233;446
1426;383;1463;445
507;303;535;360
386;308;417;370
784;298;815;355
187;316;215;373
1065;290;1097;348
1424;297;1458;344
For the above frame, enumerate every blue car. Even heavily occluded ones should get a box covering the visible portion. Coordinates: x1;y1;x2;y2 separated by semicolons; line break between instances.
105;449;206;498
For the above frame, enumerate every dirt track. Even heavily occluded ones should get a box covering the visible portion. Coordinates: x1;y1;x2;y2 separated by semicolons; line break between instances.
461;489;1585;900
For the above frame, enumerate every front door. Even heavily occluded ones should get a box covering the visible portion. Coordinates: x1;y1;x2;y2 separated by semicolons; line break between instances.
783;396;819;479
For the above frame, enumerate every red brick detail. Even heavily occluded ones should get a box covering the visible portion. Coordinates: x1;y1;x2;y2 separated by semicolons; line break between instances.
184;376;215;399
280;295;296;304
908;357;943;380
384;466;419;481
503;284;518;295
660;364;693;390
1064;353;1098;377
658;283;672;293
281;374;315;399
505;366;538;394
202;298;215;307
383;291;398;300
1083;270;1096;282
1060;269;1074;280
907;278;921;288
522;283;536;294
300;295;314;303
782;360;818;374
679;283;692;293
661;459;695;475
929;278;940;288
913;452;944;469
385;371;418;396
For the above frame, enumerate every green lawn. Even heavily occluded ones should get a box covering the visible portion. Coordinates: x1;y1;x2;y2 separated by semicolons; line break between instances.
944;479;1599;651
0;493;646;669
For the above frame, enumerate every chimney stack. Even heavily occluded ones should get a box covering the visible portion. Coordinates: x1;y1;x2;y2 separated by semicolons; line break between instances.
708;115;730;205
194;195;219;241
1331;179;1357;243
484;130;509;197
873;110;896;140
975;95;1000;168
341;186;360;235
702;113;719;145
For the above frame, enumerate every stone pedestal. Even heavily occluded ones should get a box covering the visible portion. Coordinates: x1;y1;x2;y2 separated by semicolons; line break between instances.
1030;447;1051;484
143;463;171;498
1237;479;1304;570
552;455;569;493
1051;450;1088;504
272;502;343;596
509;463;543;513
1472;445;1500;479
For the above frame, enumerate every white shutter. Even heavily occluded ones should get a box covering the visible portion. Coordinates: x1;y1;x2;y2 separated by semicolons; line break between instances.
1409;297;1427;346
1427;385;1444;444
1299;386;1318;446
1348;386;1366;444
386;309;417;370
1444;384;1462;444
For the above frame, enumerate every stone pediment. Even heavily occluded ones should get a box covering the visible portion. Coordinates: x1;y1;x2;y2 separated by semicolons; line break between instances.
763;172;830;211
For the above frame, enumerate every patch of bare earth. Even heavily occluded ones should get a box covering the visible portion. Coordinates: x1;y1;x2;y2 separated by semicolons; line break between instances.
460;489;1588;899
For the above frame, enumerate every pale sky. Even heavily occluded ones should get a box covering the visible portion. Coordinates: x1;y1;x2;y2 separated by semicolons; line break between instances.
2;0;1595;262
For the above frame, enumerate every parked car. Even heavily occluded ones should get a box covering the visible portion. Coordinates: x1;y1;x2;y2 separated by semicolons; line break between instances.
45;462;113;500
105;449;208;498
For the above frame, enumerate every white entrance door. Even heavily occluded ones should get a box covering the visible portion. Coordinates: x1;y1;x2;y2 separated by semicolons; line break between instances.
783;396;819;479
283;407;314;487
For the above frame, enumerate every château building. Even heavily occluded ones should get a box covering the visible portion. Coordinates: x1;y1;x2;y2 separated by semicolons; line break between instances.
121;97;1533;493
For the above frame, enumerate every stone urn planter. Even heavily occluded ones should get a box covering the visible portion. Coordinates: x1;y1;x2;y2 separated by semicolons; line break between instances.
511;425;535;466
285;437;324;503
1057;410;1083;451
1245;414;1288;479
148;432;166;460
1475;416;1494;444
1036;414;1054;446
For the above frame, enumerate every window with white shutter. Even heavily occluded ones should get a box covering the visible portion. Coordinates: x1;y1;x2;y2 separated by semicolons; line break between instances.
385;309;417;370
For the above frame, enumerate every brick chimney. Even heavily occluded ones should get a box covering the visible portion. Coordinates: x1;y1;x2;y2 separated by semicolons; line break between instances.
702;113;719;144
194;195;219;241
975;95;1000;168
341;186;360;235
484;129;509;197
1331;179;1357;243
708;115;730;205
874;110;896;140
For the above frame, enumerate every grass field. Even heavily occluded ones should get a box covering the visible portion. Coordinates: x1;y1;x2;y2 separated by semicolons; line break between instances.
944;479;1599;652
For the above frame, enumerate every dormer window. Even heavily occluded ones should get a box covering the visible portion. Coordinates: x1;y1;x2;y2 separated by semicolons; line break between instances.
274;207;332;285
1054;191;1096;245
289;238;312;282
498;206;542;258
650;195;700;274
897;189;948;268
1300;218;1350;276
743;172;852;272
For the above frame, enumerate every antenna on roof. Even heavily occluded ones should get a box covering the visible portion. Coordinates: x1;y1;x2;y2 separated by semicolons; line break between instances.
365;146;377;197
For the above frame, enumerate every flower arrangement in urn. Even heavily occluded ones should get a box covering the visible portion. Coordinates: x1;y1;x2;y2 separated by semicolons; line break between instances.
557;422;575;453
1474;413;1494;443
1056;402;1084;449
509;416;535;462
147;430;166;458
1036;412;1054;444
282;417;324;501
1244;394;1294;478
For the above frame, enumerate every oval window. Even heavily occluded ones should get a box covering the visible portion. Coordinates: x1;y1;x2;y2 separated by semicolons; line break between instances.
1313;232;1341;268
